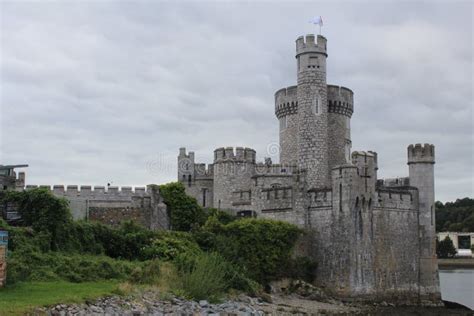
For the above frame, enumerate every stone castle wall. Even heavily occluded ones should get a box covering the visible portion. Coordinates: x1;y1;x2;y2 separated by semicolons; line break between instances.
22;185;168;230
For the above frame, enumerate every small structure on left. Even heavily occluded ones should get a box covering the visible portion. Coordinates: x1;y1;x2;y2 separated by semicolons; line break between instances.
0;164;28;192
0;230;8;288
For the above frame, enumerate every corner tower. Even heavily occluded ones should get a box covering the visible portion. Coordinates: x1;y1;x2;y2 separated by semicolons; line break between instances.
408;144;440;300
296;35;329;189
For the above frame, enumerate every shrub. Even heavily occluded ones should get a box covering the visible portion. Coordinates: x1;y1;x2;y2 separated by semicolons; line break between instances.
141;232;202;261
196;218;302;284
128;259;161;284
174;252;231;301
6;249;139;284
158;182;206;231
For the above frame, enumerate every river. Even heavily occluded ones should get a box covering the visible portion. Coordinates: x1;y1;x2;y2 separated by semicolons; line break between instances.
439;269;474;310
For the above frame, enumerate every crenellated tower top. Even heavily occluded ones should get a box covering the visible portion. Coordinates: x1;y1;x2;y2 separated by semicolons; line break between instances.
296;34;327;58
407;143;435;164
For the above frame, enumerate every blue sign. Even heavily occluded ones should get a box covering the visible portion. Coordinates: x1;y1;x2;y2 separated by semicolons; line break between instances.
0;231;8;246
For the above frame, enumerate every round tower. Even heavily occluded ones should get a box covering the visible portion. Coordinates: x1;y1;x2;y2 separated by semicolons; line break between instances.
296;34;329;189
407;143;440;298
212;147;256;210
275;85;298;165
327;85;354;169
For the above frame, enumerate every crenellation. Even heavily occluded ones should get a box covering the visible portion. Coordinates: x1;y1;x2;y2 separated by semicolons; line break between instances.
53;185;65;193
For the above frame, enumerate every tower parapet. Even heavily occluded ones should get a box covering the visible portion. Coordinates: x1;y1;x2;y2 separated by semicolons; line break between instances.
296;34;327;58
213;147;256;163
275;86;298;119
408;143;435;164
327;85;354;117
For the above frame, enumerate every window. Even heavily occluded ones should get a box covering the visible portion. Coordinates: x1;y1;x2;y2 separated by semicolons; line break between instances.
279;116;287;130
312;95;322;115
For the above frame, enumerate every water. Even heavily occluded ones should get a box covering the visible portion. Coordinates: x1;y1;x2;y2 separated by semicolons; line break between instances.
439;269;474;310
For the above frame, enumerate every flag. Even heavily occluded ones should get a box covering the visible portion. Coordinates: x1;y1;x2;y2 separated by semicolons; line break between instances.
309;16;323;26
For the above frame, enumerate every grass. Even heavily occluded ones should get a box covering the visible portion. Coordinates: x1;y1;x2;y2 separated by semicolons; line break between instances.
0;280;120;316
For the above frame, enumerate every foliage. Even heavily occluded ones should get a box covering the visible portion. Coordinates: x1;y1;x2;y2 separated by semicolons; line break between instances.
158;182;207;231
141;232;202;261
173;252;233;301
0;281;119;316
436;236;457;258
128;260;161;284
436;198;474;232
7;249;139;284
1;188;73;251
203;208;236;225
195;217;303;284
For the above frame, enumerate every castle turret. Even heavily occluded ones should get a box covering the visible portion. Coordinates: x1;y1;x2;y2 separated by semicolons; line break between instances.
178;147;195;186
328;85;354;168
275;86;298;165
407;143;440;299
213;147;255;210
296;34;329;189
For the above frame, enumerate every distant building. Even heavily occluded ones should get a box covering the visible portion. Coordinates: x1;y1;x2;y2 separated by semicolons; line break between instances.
0;164;27;191
438;232;474;257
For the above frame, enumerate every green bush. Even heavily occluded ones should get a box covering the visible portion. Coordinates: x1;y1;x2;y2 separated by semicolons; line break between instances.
128;259;161;284
141;232;202;261
196;217;303;284
174;252;231;301
7;249;139;284
158;182;206;231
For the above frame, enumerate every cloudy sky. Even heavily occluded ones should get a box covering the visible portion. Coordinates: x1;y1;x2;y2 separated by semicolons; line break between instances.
0;1;472;202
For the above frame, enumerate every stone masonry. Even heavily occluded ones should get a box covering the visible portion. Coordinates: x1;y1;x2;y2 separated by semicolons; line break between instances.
178;34;441;304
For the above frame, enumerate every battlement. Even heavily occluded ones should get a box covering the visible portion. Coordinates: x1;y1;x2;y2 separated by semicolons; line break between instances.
213;147;256;163
24;185;149;196
308;188;333;209
296;34;327;57
178;147;195;162
275;86;298;119
194;163;214;177
352;150;378;164
378;177;410;187
327;85;354;118
407;143;435;164
374;187;418;211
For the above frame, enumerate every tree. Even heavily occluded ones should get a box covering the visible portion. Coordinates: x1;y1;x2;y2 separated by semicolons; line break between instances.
436;236;457;259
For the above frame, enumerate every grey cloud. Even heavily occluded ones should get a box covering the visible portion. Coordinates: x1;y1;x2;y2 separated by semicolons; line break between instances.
0;1;472;202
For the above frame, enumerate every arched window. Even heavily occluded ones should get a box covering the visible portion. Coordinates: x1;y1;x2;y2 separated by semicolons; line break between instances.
188;175;192;187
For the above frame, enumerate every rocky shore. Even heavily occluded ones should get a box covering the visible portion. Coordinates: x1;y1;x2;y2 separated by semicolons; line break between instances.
34;291;473;316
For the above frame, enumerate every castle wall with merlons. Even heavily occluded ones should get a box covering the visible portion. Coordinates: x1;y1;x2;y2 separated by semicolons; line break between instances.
22;185;168;230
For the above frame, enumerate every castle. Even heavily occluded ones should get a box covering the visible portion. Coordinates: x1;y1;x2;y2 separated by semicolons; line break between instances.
178;34;440;303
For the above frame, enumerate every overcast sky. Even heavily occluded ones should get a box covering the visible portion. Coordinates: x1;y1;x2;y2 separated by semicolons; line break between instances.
0;1;472;202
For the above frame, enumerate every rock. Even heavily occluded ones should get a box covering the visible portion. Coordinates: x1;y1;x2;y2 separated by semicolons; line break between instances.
199;300;209;307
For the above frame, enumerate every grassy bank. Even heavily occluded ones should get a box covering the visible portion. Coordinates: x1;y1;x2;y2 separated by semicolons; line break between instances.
0;281;120;316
